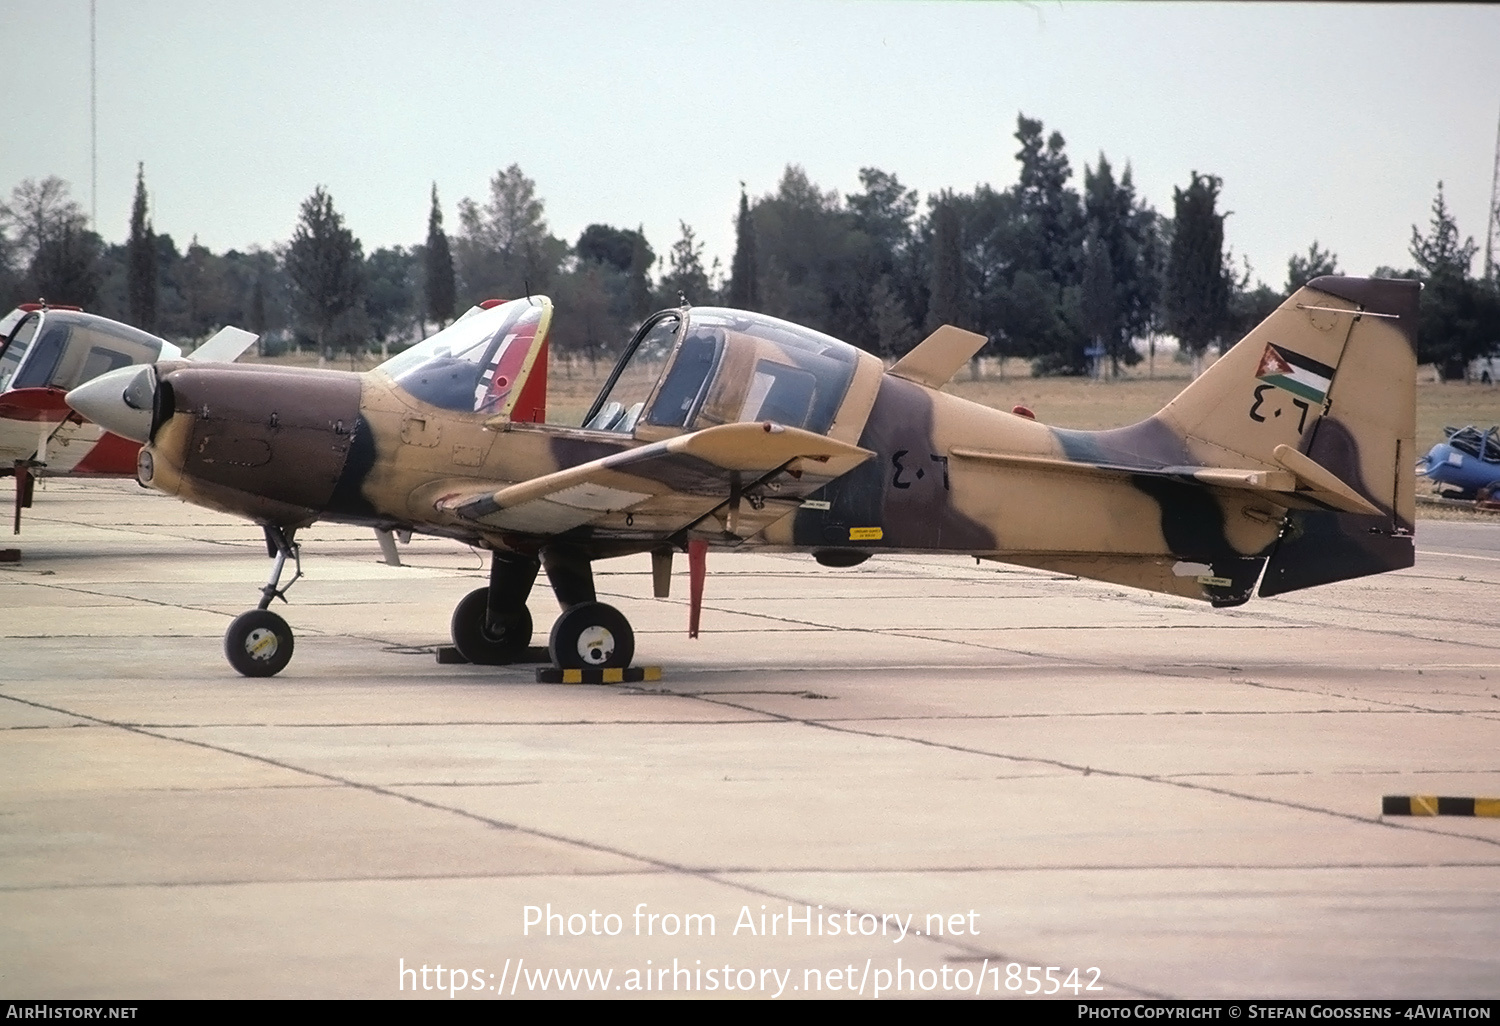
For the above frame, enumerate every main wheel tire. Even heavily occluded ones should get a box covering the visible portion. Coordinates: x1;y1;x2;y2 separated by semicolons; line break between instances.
450;587;534;664
224;609;295;677
548;601;634;670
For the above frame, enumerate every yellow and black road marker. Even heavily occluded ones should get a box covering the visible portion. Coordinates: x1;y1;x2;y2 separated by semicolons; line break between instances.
1382;796;1500;817
536;666;663;685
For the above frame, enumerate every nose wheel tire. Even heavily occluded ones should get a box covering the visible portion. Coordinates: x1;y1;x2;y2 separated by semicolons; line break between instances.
224;609;295;677
450;587;534;664
548;601;634;670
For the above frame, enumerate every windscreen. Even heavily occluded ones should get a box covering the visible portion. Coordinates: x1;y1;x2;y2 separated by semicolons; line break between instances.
378;299;547;414
0;311;41;392
6;312;167;392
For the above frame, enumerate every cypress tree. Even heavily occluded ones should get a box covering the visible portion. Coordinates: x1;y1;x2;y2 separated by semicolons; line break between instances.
424;183;455;328
727;186;759;310
1164;172;1230;359
126;163;156;331
927;195;963;330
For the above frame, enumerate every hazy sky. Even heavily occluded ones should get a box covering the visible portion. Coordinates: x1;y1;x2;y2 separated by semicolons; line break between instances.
4;1;1499;290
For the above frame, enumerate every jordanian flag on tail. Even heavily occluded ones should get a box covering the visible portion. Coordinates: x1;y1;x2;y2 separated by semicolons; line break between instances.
1256;343;1334;404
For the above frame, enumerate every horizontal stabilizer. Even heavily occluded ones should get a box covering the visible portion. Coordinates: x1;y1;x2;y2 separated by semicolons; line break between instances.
950;444;1379;514
189;326;258;363
889;325;988;389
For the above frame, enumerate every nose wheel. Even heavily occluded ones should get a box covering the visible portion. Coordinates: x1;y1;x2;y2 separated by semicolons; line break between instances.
224;526;301;678
224;609;295;677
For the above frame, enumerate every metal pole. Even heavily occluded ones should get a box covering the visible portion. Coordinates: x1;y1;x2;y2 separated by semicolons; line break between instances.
90;0;97;230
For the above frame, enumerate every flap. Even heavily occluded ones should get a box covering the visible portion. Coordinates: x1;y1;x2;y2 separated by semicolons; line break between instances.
888;325;988;389
436;421;872;538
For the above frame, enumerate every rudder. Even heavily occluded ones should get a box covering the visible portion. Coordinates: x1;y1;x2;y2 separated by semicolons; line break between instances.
1256;277;1418;595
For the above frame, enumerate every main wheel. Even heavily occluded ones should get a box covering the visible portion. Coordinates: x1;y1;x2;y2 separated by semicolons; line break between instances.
225;609;294;677
548;601;634;670
450;587;534;664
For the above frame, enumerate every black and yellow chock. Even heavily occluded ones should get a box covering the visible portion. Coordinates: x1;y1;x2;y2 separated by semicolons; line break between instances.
1382;796;1500;817
536;666;663;685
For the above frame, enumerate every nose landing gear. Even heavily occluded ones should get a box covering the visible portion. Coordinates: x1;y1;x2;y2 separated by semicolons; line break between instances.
224;526;301;677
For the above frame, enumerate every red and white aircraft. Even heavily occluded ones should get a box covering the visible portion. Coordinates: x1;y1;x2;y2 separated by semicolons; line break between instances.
0;303;255;533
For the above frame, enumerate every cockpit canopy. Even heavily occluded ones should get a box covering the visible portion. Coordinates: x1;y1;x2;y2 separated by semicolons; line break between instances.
377;298;549;418
0;308;179;394
582;307;860;438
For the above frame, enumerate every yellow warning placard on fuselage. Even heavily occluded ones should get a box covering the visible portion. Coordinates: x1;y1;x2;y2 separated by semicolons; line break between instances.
849;527;883;541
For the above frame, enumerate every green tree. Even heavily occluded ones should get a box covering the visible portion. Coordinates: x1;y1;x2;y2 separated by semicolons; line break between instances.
577;223;640;273
1286;241;1339;293
1228;254;1283;343
1411;182;1477;280
727;187;760;310
655;221;712;307
552;223;653;366
744;165;862;336
1003;115;1087;372
1164;172;1231;361
366;246;420;347
424;183;455;329
0;176;87;267
455;165;567;304
1013;114;1083;286
30;223;101;308
551;261;622;370
1083;155;1159;374
284;186;365;357
179;236;231;339
927;193;964;331
848;168;922;353
1080;222;1115;376
0;176;98;307
0;231;20;309
126;163;157;331
1407;182;1500;376
627;226;655;321
870;274;918;358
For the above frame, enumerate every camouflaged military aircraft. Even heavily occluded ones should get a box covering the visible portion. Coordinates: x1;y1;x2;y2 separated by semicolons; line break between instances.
66;275;1418;678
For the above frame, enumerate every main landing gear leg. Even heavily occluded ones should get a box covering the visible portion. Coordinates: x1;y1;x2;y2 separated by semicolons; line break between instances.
540;544;635;670
223;526;301;677
449;551;539;664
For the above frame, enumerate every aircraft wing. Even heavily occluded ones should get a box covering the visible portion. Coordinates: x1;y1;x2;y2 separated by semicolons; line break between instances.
0;387;74;422
434;421;872;540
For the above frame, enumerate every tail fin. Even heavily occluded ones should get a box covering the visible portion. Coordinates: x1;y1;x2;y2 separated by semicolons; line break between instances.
1160;276;1419;595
